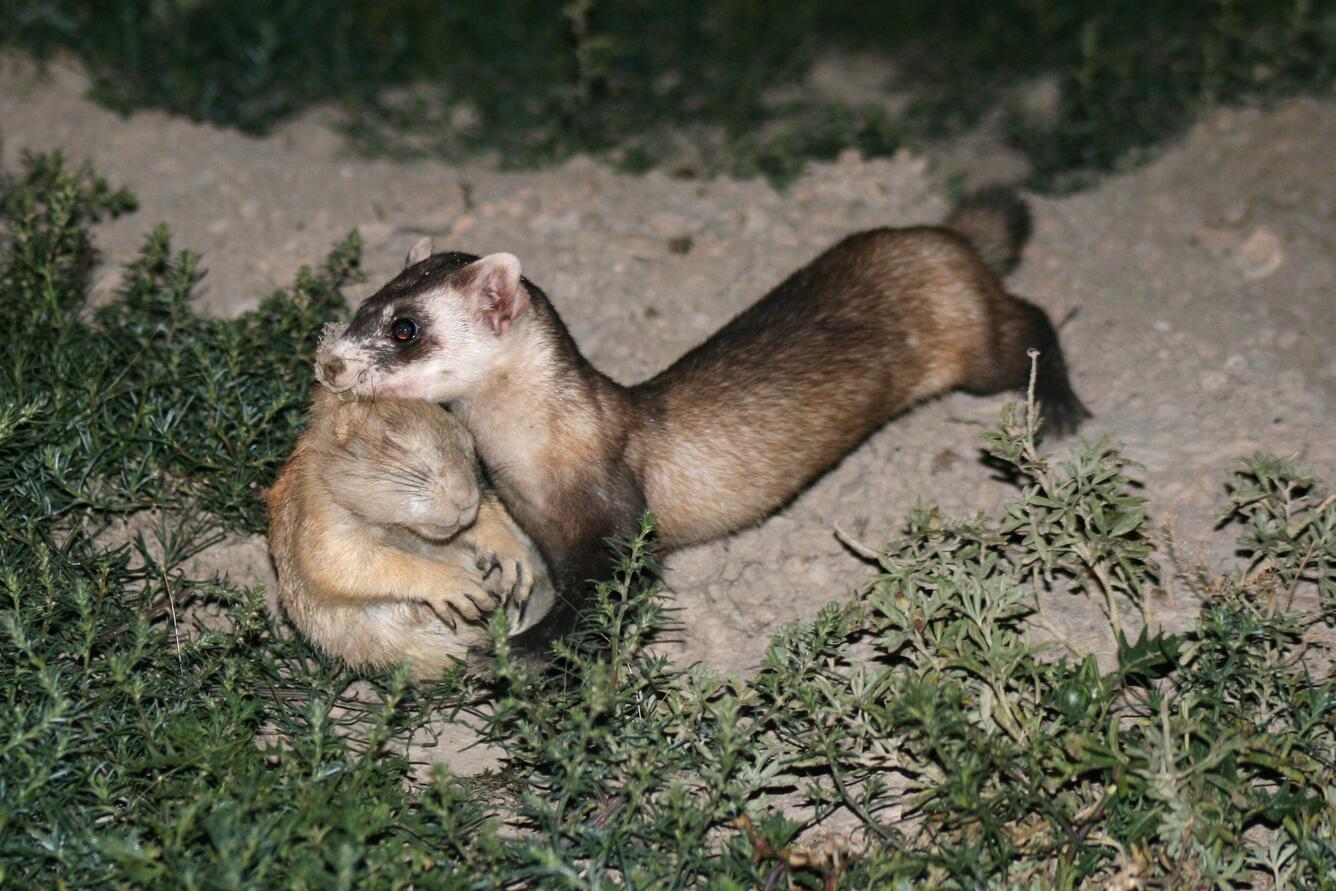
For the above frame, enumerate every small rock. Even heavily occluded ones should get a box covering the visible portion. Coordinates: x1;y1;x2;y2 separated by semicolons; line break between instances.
1199;370;1229;394
1236;227;1284;280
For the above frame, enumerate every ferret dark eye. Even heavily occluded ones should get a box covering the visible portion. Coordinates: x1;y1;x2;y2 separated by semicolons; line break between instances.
390;318;419;342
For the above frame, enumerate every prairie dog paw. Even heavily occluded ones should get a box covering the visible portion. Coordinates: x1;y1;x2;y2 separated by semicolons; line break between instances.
424;582;499;628
475;548;534;604
459;496;539;605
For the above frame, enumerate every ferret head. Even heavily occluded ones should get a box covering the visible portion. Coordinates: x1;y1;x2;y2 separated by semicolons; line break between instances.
315;239;531;404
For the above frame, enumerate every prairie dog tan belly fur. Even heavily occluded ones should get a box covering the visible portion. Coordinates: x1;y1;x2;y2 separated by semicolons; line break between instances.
316;189;1089;648
265;387;552;677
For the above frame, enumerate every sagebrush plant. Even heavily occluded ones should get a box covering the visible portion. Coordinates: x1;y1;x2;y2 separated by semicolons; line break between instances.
6;0;1334;188
2;153;1334;888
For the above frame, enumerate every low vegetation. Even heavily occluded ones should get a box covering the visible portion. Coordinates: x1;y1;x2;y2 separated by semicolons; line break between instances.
6;0;1335;187
2;154;1333;887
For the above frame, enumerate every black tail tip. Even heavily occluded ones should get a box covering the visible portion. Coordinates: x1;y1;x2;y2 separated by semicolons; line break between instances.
959;186;1033;253
1033;352;1091;441
1036;391;1092;441
946;185;1033;278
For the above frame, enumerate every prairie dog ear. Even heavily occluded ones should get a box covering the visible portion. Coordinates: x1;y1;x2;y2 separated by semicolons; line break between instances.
331;402;365;446
404;236;434;269
468;252;528;336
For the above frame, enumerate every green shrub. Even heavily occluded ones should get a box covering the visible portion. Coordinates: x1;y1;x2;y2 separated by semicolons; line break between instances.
1;153;1333;887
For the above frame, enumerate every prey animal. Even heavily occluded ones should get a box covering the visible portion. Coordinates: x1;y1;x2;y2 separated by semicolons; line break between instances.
265;384;552;677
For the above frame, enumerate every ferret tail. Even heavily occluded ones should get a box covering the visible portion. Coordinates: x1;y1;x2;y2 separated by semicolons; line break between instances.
944;186;1032;278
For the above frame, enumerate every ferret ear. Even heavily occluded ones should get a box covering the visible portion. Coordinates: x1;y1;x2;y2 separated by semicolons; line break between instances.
404;236;433;269
468;252;528;336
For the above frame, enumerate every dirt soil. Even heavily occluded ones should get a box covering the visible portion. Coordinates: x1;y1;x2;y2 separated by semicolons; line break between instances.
5;56;1333;774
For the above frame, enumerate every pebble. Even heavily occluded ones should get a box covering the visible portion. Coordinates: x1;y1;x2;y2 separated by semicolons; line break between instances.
1199;370;1229;394
1236;227;1284;280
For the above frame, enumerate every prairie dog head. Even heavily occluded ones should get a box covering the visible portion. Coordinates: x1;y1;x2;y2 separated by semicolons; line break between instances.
320;396;481;540
315;242;531;404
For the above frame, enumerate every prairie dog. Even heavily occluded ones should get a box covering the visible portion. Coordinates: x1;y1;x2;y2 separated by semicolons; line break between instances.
316;190;1088;647
264;386;553;677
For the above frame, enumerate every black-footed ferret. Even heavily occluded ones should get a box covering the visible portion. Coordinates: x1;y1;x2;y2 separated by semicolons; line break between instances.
316;190;1089;648
265;385;552;677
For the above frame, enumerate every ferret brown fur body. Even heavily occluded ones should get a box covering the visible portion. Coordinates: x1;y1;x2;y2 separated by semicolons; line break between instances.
316;190;1088;648
264;387;551;677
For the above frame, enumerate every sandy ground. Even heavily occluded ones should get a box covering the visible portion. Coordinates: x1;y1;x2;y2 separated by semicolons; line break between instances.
5;56;1333;773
